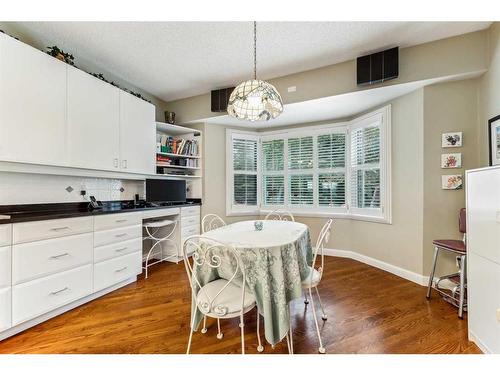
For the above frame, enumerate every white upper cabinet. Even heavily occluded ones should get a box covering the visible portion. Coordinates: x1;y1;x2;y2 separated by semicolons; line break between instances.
119;91;155;174
0;33;67;166
67;66;120;171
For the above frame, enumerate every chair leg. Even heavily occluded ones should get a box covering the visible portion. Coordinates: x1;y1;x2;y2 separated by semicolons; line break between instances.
288;303;294;354
314;286;327;321
201;316;207;334
426;247;440;299
308;287;326;354
186;311;197;354
304;289;309;305
286;333;291;354
458;254;466;319
216;318;223;339
240;314;245;354
256;312;264;352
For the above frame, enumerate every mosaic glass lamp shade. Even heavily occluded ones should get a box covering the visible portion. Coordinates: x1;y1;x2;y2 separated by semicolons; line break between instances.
227;79;283;121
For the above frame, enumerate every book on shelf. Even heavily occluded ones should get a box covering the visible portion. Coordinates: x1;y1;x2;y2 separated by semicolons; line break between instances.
156;154;198;168
157;135;200;156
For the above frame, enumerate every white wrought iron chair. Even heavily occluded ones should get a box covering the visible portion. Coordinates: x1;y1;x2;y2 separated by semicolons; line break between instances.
201;214;227;233
183;235;263;354
264;209;295;222
297;218;333;354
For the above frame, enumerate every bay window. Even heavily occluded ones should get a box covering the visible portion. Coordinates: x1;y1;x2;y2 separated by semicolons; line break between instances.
226;105;391;223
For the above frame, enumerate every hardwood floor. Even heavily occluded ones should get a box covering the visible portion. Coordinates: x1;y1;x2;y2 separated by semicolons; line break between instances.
0;257;480;354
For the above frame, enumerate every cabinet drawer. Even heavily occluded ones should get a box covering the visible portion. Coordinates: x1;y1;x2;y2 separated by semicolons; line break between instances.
181;206;200;218
13;217;93;244
0;287;11;333
94;212;143;231
181;215;200;228
94;225;141;247
181;224;200;239
0;224;11;247
12;264;92;325
94;251;141;292
94;237;142;263
12;233;93;285
0;246;11;288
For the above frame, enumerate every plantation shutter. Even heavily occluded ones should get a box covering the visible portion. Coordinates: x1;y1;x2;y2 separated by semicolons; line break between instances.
350;123;381;209
317;133;346;207
232;137;258;206
262;139;285;205
289;174;314;205
288;136;313;170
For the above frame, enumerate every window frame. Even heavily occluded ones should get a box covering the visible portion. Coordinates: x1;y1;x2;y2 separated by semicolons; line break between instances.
225;105;392;223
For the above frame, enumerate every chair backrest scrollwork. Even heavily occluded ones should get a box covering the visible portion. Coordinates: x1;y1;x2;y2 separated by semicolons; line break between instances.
309;219;333;286
201;214;227;233
183;236;246;318
264;210;295;222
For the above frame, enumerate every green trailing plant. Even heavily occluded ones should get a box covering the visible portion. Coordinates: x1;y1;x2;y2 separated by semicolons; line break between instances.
46;46;75;66
90;73;119;87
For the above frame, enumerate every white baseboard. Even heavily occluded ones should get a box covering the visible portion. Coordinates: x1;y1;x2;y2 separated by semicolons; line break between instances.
324;248;429;286
468;330;490;354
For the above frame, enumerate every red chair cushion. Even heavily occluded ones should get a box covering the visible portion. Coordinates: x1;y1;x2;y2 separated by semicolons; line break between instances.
432;239;466;253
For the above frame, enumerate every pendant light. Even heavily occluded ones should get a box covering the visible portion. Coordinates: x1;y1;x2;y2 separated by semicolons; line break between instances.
227;22;283;122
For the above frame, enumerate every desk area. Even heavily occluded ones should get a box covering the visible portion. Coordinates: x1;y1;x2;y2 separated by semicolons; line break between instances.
0;200;201;341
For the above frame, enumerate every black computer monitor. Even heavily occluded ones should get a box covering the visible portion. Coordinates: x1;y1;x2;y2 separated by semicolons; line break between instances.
145;179;186;204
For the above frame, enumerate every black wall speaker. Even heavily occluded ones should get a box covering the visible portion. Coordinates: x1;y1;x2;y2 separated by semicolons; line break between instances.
211;87;235;112
357;47;399;86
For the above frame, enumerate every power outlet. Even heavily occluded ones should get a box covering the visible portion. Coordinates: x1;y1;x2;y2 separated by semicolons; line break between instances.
497;308;500;322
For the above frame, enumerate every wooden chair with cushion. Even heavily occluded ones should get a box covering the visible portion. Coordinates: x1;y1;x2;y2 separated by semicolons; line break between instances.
426;208;467;318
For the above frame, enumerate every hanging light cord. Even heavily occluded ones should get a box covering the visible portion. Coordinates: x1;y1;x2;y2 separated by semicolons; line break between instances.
253;21;257;80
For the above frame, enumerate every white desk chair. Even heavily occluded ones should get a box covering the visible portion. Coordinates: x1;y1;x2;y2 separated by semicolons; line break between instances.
183;236;263;354
264;210;295;222
142;219;178;278
295;218;333;354
201;214;226;233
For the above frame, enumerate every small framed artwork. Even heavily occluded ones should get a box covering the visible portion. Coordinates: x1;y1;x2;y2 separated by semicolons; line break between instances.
442;174;463;190
488;115;500;166
442;132;462;148
441;153;462;169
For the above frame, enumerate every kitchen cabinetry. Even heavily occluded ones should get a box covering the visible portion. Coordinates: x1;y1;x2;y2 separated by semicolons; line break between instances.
0;224;12;332
0;33;67;166
67;66;121;171
119;91;156;174
0;33;156;176
466;166;500;353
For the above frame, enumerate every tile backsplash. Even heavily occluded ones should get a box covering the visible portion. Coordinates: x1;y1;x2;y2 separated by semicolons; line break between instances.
0;172;145;205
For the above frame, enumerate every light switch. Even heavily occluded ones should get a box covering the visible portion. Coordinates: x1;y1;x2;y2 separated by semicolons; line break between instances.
287;86;297;93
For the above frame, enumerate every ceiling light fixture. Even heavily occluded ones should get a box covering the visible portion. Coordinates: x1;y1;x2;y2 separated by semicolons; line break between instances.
227;22;283;122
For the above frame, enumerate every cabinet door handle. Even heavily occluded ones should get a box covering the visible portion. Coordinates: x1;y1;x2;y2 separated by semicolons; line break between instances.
50;252;69;259
50;287;69;295
121;159;127;169
50;226;70;231
115;233;127;238
115;247;127;252
115;266;128;273
115;219;127;223
113;158;119;168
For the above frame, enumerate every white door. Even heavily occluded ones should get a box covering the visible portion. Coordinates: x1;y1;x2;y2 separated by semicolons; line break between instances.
119;91;155;174
0;33;67;166
67;66;120;171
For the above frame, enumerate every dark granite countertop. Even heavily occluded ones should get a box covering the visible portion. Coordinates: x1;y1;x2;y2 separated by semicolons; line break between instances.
0;199;202;225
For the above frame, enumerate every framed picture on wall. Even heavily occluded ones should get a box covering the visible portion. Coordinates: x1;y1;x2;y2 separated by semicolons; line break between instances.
488;115;500;166
442;132;462;148
442;175;463;190
441;153;462;169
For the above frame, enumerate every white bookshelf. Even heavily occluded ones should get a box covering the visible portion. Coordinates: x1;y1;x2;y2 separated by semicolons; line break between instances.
155;122;203;199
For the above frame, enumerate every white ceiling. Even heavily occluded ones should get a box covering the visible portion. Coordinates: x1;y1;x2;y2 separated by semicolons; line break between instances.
6;22;491;102
201;72;485;129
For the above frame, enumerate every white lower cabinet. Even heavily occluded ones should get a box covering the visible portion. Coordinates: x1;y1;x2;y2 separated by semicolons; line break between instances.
94;237;142;263
0;246;11;287
12;233;93;284
93;251;142;292
94;224;142;247
0;287;11;332
12;264;93;325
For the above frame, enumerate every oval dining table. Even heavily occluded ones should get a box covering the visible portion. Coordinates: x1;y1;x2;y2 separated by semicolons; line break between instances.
191;220;314;347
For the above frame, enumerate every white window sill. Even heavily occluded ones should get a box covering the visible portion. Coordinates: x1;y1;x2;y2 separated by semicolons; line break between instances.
227;209;392;224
